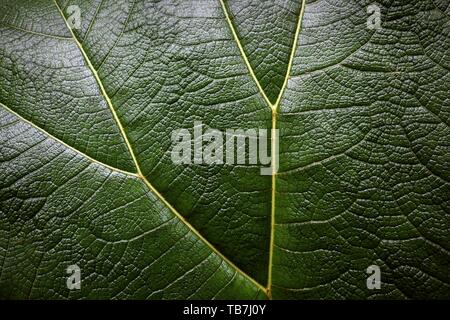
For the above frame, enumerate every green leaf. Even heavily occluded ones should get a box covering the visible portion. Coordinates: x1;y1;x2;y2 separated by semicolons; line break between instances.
0;0;449;299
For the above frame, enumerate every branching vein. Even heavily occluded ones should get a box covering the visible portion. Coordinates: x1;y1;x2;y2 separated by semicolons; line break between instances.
219;0;307;298
52;0;267;296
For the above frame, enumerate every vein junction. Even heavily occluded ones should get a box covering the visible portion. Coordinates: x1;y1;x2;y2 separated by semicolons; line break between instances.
219;0;307;298
52;0;270;296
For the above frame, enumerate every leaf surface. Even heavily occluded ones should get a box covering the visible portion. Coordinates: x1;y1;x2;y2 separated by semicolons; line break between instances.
0;0;449;299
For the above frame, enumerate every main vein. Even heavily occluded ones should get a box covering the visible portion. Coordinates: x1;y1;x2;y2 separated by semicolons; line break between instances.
219;0;307;298
52;0;266;295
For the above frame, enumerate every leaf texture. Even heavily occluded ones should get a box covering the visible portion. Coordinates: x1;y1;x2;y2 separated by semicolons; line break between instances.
0;0;449;299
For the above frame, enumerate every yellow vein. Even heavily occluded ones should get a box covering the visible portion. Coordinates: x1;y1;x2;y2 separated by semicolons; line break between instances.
267;0;307;296
54;0;266;295
0;23;73;40
267;112;277;299
53;0;141;173
219;0;273;109
0;101;137;177
273;0;306;110
219;0;307;297
140;177;267;294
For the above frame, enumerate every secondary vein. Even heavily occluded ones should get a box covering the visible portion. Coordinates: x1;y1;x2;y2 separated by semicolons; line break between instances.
0;101;137;177
219;0;273;110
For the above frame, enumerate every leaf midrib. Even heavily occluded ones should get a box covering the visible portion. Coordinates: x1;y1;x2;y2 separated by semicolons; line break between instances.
220;0;307;298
